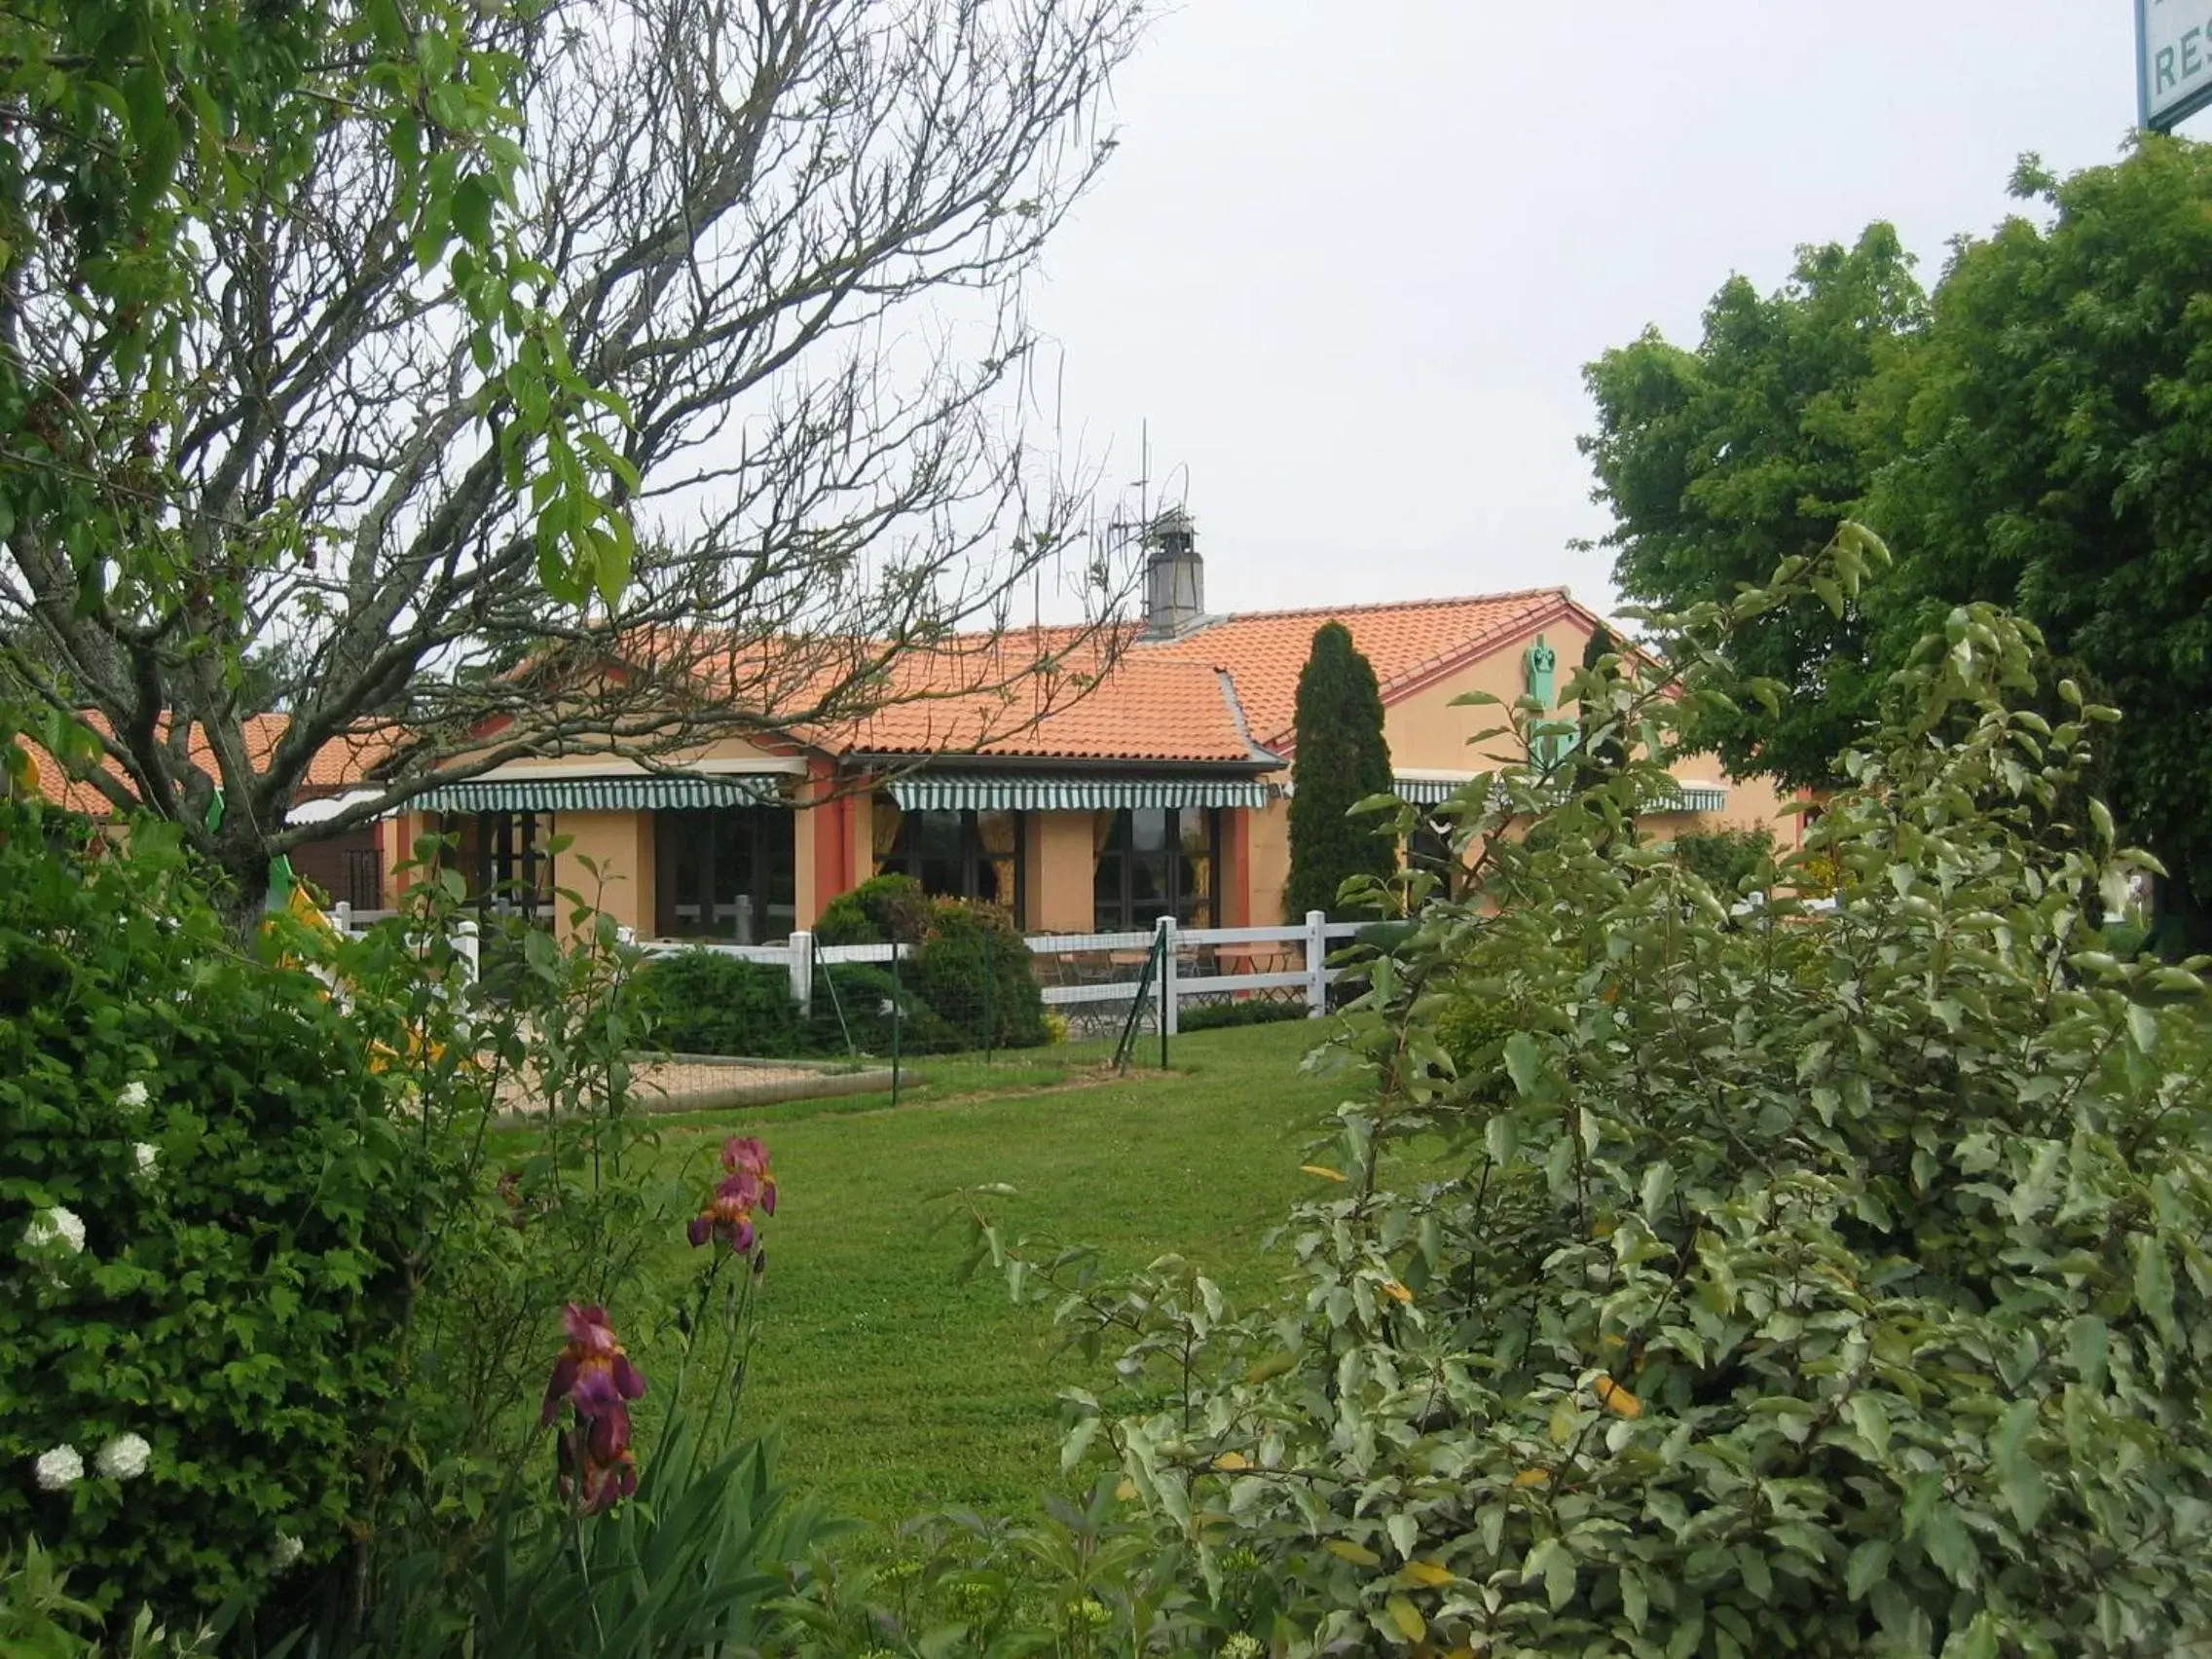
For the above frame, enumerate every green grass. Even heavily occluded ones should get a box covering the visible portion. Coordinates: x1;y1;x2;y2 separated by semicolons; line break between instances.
619;1020;1357;1521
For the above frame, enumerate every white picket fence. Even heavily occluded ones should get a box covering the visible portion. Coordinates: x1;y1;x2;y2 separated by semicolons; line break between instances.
330;903;480;986
635;911;1364;1032
331;902;1363;1033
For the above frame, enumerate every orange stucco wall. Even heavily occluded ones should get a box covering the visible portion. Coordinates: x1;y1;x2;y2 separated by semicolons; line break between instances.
1030;811;1097;933
550;810;654;938
1380;618;1599;773
1371;620;1804;850
1245;798;1292;928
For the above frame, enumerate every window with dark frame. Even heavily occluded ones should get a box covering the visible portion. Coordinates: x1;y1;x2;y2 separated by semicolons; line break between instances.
870;798;1024;914
1091;806;1217;932
462;811;554;923
654;807;796;942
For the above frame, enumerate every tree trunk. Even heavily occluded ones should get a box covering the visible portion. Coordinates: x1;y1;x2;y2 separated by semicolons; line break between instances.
211;830;275;943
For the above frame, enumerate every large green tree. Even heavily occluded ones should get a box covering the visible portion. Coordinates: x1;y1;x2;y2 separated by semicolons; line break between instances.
1284;621;1394;921
1871;143;2212;938
1586;138;2212;940
1581;224;1926;789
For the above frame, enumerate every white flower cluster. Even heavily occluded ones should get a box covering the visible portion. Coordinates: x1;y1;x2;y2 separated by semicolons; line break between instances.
117;1080;149;1112
33;1445;83;1492
272;1533;304;1569
96;1433;152;1481
133;1141;160;1178
24;1205;85;1254
32;1432;155;1490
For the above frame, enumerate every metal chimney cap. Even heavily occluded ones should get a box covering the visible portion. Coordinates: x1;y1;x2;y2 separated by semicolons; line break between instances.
1146;506;1197;543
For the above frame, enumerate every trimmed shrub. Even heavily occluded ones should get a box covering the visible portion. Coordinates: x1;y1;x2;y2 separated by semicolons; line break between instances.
910;902;1047;1052
1176;998;1307;1033
804;962;958;1058
812;873;933;947
1283;621;1395;921
626;951;802;1057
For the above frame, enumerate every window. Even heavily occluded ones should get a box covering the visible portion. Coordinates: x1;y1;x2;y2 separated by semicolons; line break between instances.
655;808;796;942
1092;807;1216;932
872;800;1024;912
1408;818;1462;901
455;811;553;922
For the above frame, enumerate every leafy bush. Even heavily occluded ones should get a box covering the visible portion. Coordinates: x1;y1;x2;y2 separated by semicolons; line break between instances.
1429;986;1526;1098
805;962;958;1058
1177;999;1308;1033
1;1539;221;1656
1668;823;1775;894
953;535;2212;1656
909;902;1047;1052
811;886;1048;1055
0;807;429;1624
627;951;803;1057
812;873;933;947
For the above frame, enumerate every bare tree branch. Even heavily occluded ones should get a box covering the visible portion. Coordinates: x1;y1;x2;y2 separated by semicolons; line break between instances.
2;0;1149;898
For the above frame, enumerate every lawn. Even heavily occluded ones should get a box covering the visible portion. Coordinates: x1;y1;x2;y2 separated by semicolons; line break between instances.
615;1019;1360;1521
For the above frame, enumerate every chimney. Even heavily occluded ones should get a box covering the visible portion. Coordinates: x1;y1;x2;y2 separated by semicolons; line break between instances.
1141;507;1204;639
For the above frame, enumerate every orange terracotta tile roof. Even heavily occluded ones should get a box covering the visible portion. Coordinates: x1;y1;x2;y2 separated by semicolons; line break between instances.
670;588;1586;767
1137;587;1576;750
802;641;1268;764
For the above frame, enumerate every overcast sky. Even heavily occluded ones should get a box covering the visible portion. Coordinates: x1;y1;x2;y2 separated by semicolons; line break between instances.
1019;1;2172;622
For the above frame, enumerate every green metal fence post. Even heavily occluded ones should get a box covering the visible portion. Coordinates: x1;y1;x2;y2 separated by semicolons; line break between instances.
890;943;903;1106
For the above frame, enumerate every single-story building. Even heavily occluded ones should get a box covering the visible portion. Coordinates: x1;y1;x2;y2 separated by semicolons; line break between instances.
381;517;1800;941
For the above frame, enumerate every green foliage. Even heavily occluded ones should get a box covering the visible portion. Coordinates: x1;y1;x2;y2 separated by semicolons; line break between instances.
806;963;959;1058
811;884;1048;1055
0;1540;221;1657
0;803;431;1623
0;0;634;716
0;799;805;1645
910;902;1048;1053
1176;1000;1308;1034
1873;137;2212;940
629;953;805;1057
1284;622;1395;921
813;875;935;947
774;1481;1172;1659
1583;224;1922;790
355;1417;840;1659
1668;825;1776;895
1587;137;2212;940
956;535;2212;1655
1429;990;1524;1099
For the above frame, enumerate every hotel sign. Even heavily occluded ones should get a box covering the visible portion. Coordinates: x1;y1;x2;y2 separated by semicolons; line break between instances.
2142;0;2212;130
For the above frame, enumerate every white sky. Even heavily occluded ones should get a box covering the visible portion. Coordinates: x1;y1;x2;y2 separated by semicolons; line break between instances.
1022;1;2176;620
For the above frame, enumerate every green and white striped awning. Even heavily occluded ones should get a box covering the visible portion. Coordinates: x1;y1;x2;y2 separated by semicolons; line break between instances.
1393;774;1475;806
884;774;1275;813
411;775;786;814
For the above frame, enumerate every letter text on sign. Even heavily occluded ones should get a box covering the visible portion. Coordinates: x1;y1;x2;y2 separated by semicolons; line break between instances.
2141;1;2212;129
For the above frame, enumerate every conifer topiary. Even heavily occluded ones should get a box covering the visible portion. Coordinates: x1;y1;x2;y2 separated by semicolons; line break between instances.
1283;621;1394;920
